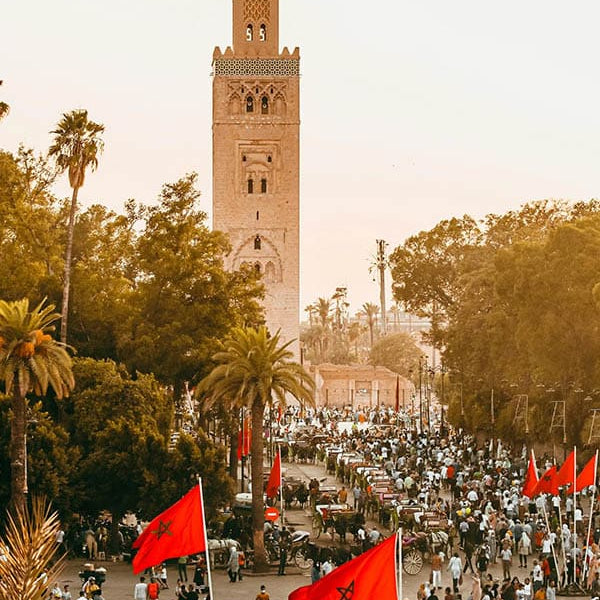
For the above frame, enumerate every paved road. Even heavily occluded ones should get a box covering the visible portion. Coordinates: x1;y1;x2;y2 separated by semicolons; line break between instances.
56;458;577;600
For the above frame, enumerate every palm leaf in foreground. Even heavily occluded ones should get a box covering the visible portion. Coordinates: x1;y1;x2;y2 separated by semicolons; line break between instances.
0;497;65;600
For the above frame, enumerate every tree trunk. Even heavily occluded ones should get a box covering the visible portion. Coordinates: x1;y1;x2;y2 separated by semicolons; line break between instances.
251;400;268;572
60;183;80;344
10;386;27;513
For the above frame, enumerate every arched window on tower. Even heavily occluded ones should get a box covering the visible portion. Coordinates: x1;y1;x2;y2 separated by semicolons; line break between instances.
261;178;267;194
246;95;254;113
247;178;254;194
246;24;253;41
254;235;261;250
261;96;269;114
260;24;267;41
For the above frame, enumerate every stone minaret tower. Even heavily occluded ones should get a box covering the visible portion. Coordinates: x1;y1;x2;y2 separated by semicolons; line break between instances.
212;0;300;354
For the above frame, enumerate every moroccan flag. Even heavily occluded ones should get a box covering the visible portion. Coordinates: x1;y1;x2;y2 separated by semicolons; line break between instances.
132;484;206;574
237;417;252;460
289;534;398;600
555;449;576;490
532;465;558;496
568;452;598;493
522;450;539;498
266;449;282;499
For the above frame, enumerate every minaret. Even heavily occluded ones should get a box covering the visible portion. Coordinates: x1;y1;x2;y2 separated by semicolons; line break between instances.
212;0;300;354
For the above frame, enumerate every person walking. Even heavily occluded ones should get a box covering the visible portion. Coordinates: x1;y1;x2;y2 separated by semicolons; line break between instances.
431;551;444;590
278;527;291;576
134;577;148;600
448;552;463;593
177;556;188;582
227;545;240;582
501;546;512;580
147;577;160;600
518;531;531;569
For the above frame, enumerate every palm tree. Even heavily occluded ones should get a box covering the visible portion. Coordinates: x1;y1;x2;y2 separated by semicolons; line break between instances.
0;299;74;512
347;320;365;360
361;302;380;348
197;326;314;572
49;109;104;343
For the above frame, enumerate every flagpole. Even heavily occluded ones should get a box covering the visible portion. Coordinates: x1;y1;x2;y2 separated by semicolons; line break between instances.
573;446;577;587
396;528;403;600
279;445;284;527
198;478;214;600
583;450;598;584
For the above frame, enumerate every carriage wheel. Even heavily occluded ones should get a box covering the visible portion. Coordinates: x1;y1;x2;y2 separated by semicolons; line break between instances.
294;548;313;570
403;549;424;575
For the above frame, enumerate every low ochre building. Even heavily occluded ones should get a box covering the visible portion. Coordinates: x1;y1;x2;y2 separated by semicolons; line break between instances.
310;364;414;409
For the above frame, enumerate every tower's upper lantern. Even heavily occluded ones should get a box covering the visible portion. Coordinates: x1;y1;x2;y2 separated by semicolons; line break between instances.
233;0;279;56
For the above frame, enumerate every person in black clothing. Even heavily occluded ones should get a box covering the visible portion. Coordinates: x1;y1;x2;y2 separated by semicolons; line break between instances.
186;584;199;600
278;527;291;575
463;540;475;573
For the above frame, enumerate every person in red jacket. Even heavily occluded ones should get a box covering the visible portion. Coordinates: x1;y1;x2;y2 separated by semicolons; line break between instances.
147;577;160;600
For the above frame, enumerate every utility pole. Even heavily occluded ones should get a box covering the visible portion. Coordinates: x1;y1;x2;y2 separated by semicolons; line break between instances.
375;239;387;335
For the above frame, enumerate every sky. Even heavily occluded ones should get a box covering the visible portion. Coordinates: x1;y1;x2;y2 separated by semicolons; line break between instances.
3;1;600;313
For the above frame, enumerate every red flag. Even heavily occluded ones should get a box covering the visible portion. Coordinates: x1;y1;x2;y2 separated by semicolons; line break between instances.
395;376;400;412
568;453;598;493
266;449;281;499
289;534;398;600
555;449;576;489
532;465;558;496
522;450;539;498
237;418;252;460
132;485;206;574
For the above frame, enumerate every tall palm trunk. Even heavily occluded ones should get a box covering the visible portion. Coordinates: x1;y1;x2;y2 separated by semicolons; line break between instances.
251;399;268;571
10;385;27;512
60;184;80;344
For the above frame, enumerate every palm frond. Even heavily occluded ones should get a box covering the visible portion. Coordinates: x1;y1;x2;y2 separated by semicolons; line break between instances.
0;497;65;600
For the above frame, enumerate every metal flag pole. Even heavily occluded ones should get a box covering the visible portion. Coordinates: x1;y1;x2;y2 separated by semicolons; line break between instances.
396;528;403;600
279;445;285;527
198;478;215;600
583;450;599;583
573;446;577;587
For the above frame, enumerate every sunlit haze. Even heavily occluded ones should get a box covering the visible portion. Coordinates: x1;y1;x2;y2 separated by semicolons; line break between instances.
3;1;600;312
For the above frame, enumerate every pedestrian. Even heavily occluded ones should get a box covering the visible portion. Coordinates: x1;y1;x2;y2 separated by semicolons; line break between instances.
444;586;454;600
134;577;148;600
159;563;168;589
518;532;531;569
448;552;463;593
175;579;188;600
471;573;482;600
186;584;199;600
177;556;188;582
62;584;72;600
311;561;321;584
147;576;160;600
278;527;290;576
255;584;270;600
501;546;513;580
227;545;240;582
193;557;205;588
463;539;475;573
338;486;348;504
431;551;443;590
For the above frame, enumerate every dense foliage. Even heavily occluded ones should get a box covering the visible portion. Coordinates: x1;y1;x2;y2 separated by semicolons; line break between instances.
389;200;600;446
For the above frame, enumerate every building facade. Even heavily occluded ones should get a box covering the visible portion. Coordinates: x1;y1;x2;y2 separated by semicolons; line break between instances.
212;0;300;354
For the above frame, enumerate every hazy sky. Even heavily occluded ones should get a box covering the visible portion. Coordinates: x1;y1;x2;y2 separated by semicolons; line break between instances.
3;1;600;312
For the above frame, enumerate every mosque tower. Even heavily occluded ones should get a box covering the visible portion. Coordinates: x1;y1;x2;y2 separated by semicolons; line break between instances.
212;0;300;353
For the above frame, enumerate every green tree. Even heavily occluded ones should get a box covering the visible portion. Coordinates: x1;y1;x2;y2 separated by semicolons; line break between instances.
119;173;264;409
49;109;105;344
0;299;74;511
0;149;63;304
369;332;422;377
197;326;314;572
